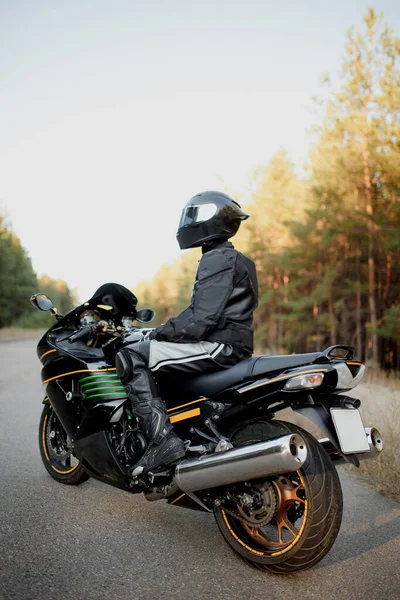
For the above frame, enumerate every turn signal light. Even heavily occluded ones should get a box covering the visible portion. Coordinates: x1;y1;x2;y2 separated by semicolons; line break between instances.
284;372;325;390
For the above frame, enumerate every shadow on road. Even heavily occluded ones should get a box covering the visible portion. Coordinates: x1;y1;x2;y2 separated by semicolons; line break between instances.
316;505;400;568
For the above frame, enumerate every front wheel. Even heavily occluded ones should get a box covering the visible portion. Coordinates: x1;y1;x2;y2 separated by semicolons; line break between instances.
213;420;343;573
39;404;89;485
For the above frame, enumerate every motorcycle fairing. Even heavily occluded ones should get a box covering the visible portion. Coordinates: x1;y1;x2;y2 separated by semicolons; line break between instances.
74;283;138;320
73;431;129;490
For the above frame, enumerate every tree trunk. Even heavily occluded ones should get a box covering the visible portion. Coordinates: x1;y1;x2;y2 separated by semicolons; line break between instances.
362;131;379;366
383;253;392;302
355;251;363;360
328;290;337;345
313;302;321;351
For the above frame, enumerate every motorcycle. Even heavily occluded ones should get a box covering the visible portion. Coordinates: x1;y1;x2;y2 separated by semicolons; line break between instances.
31;282;383;573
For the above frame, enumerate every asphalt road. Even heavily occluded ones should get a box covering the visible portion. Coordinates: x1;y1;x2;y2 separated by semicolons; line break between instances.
1;339;399;600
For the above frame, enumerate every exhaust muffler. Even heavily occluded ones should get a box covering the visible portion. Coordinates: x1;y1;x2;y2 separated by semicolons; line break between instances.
319;427;383;465
174;433;307;493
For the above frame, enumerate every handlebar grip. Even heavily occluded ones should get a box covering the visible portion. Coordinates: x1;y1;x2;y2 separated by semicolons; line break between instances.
68;325;93;344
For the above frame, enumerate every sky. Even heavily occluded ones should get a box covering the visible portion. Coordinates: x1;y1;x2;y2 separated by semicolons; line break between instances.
1;0;399;303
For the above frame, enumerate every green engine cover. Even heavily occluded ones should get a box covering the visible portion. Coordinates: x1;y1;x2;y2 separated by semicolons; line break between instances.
79;373;127;401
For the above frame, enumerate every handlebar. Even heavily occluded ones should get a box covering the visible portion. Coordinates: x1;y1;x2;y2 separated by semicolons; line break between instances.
68;325;97;344
67;323;155;345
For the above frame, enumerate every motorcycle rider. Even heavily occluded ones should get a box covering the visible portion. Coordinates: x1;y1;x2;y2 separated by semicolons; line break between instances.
116;191;258;477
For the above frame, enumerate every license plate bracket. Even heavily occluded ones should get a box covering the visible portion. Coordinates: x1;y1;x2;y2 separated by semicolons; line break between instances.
330;408;370;453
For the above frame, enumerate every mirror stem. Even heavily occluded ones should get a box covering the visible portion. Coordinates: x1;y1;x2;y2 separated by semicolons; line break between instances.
51;308;63;320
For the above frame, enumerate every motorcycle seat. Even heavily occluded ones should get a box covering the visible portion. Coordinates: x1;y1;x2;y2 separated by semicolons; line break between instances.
181;351;324;397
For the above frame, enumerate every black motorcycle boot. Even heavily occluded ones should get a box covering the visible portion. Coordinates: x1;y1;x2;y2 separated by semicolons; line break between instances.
129;397;186;477
116;346;186;477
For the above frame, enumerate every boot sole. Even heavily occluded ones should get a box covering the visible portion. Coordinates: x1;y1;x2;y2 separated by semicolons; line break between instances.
130;447;186;477
150;447;186;471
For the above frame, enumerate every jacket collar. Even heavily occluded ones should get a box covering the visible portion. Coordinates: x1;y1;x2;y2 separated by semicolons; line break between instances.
202;239;234;254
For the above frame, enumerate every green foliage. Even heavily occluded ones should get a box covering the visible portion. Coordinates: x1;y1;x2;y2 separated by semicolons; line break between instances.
0;216;38;328
0;214;75;329
379;308;400;342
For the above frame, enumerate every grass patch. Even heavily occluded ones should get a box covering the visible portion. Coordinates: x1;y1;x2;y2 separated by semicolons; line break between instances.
352;383;400;502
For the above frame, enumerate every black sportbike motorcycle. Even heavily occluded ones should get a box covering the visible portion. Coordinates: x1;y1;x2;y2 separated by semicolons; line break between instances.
31;283;382;573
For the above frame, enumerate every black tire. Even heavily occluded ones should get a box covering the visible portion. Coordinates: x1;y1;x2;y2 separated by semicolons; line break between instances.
214;420;343;573
39;404;90;485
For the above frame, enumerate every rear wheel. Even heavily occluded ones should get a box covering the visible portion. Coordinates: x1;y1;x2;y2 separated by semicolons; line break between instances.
39;404;89;485
213;420;343;573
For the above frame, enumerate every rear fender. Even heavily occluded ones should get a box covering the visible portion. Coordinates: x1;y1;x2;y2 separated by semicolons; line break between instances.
293;396;359;466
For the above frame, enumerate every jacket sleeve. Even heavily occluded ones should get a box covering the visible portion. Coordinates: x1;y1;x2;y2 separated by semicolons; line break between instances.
149;251;235;343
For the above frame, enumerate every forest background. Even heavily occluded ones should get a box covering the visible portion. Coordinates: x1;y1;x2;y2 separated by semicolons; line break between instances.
137;8;400;372
1;8;400;372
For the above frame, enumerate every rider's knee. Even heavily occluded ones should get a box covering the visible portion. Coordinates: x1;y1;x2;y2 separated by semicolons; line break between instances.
115;349;134;384
116;342;151;383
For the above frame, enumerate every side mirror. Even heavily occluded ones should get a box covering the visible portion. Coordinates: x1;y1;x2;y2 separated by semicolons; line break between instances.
30;293;54;312
136;308;155;324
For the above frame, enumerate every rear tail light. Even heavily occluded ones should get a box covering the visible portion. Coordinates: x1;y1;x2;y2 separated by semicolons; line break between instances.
284;372;325;390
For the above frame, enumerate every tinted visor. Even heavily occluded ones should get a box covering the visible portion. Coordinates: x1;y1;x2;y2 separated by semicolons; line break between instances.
178;203;217;229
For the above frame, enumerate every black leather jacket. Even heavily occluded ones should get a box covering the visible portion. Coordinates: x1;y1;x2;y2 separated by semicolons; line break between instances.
149;240;258;353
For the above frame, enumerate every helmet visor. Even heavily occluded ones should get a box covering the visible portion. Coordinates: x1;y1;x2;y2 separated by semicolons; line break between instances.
178;203;217;229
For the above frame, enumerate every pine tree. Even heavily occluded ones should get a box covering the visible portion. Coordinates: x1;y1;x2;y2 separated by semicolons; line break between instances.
237;150;306;352
307;8;400;365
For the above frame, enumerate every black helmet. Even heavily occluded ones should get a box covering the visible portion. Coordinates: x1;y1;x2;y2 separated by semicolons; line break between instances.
177;191;249;250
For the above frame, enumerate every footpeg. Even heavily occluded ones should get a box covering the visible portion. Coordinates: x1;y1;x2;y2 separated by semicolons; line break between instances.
131;465;144;477
147;469;174;485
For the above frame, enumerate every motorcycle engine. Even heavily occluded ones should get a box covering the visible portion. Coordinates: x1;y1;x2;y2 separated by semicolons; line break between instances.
109;410;147;469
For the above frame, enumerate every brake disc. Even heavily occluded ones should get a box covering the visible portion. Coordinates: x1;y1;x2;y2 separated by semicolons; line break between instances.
46;421;72;461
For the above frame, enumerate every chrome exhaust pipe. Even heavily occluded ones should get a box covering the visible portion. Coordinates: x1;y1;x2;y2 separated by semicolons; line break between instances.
174;434;307;493
319;427;383;465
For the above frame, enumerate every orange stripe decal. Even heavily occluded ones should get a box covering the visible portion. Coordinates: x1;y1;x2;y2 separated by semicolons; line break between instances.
42;414;50;462
169;408;200;423
170;493;186;505
42;368;116;385
166;398;206;413
40;349;57;361
221;510;264;556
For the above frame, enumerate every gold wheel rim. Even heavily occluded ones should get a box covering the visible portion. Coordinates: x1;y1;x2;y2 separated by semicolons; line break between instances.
223;472;308;557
